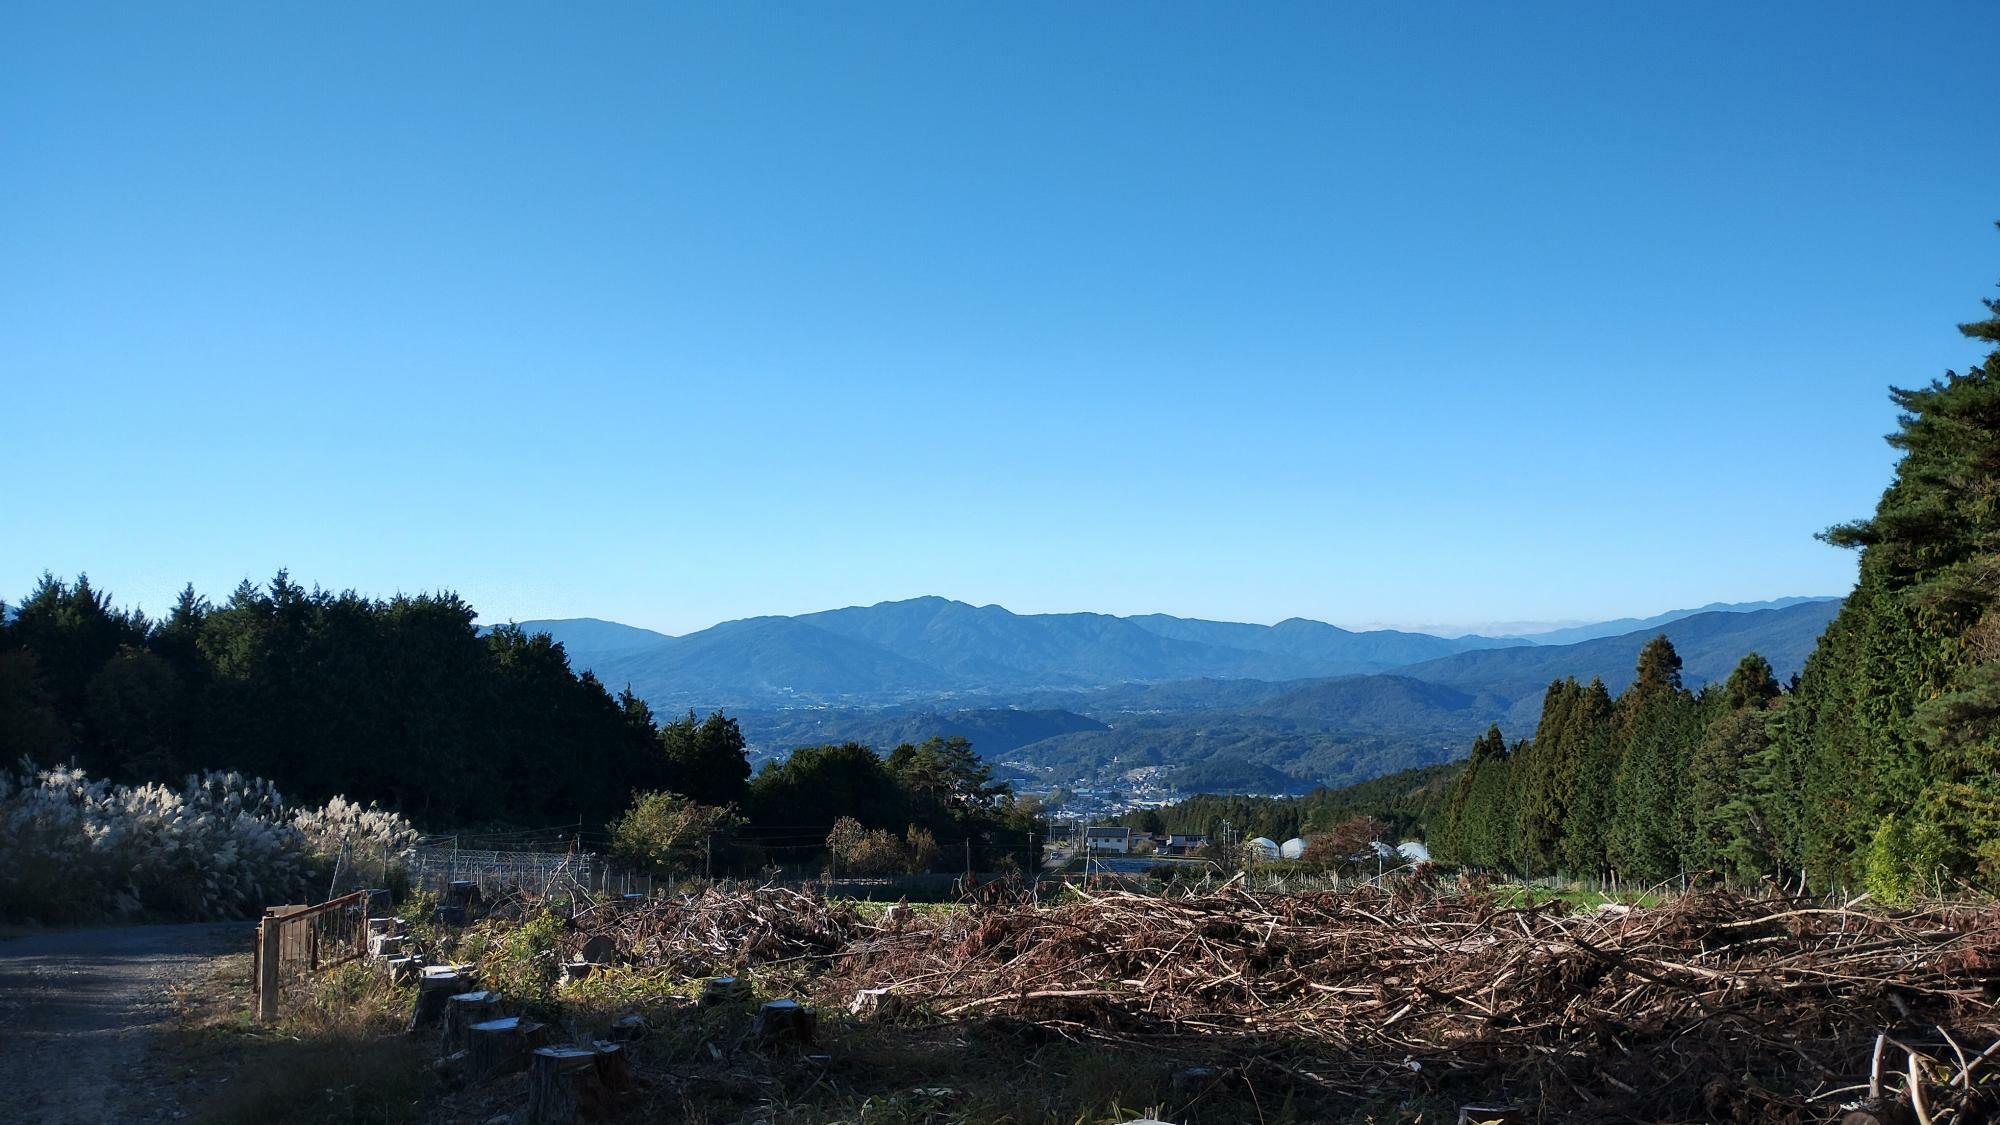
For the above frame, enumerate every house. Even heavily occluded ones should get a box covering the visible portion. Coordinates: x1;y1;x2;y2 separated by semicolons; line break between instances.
1084;826;1133;854
1165;833;1209;856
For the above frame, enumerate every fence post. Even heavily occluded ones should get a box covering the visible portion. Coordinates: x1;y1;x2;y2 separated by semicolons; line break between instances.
256;914;280;1023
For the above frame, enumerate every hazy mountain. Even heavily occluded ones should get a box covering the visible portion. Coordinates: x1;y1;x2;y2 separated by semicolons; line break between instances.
508;598;1842;774
588;616;963;705
528;596;1545;706
991;601;1844;791
1511;596;1840;646
796;597;1311;684
1123;613;1523;670
505;617;673;666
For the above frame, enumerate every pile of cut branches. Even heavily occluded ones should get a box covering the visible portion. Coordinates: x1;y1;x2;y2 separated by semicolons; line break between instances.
816;884;2000;1121
573;885;867;977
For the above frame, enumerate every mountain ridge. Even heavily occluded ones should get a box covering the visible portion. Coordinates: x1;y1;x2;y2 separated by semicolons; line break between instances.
511;594;1836;709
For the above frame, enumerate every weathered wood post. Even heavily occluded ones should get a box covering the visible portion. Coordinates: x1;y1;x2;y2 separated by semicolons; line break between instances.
256;913;280;1023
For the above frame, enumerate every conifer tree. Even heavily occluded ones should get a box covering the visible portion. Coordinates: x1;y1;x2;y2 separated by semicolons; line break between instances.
1556;678;1617;879
1787;240;2000;889
1607;636;1697;881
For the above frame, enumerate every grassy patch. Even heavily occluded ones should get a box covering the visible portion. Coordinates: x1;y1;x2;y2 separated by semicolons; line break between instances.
154;953;437;1125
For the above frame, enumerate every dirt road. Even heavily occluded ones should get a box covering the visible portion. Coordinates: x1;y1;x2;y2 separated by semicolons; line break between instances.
0;923;251;1124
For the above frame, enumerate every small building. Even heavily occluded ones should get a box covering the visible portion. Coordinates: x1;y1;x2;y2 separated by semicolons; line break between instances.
1165;833;1210;856
1085;826;1133;854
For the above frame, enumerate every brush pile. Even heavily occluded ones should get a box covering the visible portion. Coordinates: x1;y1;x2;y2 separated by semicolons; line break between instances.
566;882;2000;1120
571;885;867;977
837;884;2000;1121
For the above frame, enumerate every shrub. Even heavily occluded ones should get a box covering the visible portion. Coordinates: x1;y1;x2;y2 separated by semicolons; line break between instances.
609;790;739;877
0;760;415;923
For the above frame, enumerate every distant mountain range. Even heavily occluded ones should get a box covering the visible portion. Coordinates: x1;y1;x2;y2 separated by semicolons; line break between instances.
513;595;1837;709
506;594;1843;792
1509;596;1840;646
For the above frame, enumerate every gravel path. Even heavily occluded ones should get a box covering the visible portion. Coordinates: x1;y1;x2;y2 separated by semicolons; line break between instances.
0;923;251;1124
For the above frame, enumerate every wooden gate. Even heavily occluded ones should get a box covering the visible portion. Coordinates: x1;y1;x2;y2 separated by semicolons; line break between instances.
253;889;371;1022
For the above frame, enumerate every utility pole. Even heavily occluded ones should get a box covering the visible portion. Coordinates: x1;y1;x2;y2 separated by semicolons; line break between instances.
704;834;713;881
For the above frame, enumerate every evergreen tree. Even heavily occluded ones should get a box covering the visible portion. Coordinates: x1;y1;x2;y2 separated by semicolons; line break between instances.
1607;636;1697;881
1786;242;2000;888
1515;678;1582;872
658;710;752;807
1684;654;1783;882
1555;678;1617;879
1438;725;1515;870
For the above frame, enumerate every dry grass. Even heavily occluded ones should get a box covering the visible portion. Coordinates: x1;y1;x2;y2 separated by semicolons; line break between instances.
154;953;436;1125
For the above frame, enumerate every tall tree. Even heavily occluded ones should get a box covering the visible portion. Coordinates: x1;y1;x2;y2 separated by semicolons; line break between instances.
1607;636;1698;882
1786;242;2000;890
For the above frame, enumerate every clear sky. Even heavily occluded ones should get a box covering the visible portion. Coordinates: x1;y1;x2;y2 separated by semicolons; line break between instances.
4;3;1996;636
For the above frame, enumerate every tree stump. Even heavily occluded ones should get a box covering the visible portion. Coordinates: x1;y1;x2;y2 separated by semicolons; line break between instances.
702;975;751;1006
369;933;404;958
468;1016;548;1080
525;1045;602;1123
407;976;468;1034
751;998;817;1046
562;960;595;984
384;956;417;986
443;990;501;1050
591;1041;631;1091
606;1014;648;1043
367;916;397;936
578;935;617;965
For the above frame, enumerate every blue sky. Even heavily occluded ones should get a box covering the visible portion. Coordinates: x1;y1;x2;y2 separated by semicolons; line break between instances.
4;3;1996;636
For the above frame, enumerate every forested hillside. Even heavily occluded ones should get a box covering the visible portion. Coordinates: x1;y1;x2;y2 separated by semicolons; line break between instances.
1418;260;2000;898
0;574;1047;871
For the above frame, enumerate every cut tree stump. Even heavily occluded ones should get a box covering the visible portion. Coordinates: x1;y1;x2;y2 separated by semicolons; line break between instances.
751;998;817;1046
562;960;594;984
369;933;404;958
525;1044;602;1123
468;1016;548;1080
384;956;417;986
443;990;501;1050
702;975;751;1006
606;1014;647;1043
591;1040;631;1091
578;935;617;965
